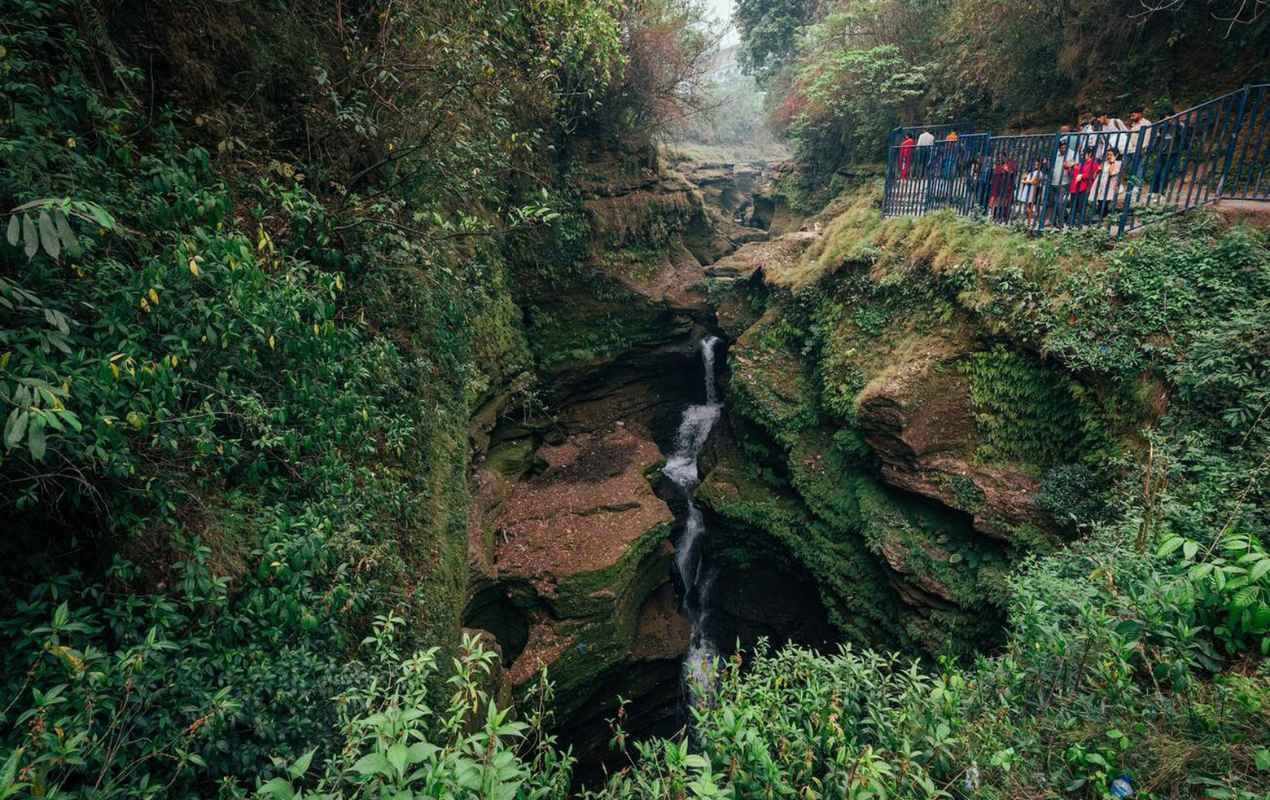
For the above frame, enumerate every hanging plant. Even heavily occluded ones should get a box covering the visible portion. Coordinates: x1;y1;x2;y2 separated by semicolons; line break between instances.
5;198;118;261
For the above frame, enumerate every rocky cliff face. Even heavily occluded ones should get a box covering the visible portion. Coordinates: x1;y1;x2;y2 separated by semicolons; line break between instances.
462;158;1113;762
462;145;776;763
684;182;1140;658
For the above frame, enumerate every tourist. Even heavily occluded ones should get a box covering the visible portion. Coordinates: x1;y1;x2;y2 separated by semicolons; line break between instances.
1068;146;1101;225
1091;147;1122;218
939;132;960;196
1125;109;1153;196
1060;124;1081;153
1099;112;1130;155
1020;158;1045;224
988;156;1017;222
899;133;915;178
974;155;993;213
1048;140;1076;226
917;128;935;174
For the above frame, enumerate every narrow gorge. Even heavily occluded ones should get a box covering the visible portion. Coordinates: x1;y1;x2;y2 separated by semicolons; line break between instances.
458;149;1077;766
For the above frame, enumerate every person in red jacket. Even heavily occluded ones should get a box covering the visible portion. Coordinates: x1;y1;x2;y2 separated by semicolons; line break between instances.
899;133;915;178
1068;147;1101;226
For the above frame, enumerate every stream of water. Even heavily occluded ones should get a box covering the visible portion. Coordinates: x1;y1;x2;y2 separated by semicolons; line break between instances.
662;335;722;702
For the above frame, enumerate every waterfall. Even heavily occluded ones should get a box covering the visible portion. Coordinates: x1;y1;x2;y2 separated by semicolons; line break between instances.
663;335;723;702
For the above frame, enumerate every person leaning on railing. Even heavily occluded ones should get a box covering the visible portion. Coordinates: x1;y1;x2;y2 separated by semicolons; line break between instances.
1091;147;1122;218
1125;109;1153;196
989;156;1018;222
1019;159;1043;224
1048;140;1077;226
917;129;935;175
1068;147;1101;224
899;133;915;178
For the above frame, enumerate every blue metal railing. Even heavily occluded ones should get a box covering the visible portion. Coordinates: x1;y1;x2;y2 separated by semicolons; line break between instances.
881;84;1269;234
885;121;976;151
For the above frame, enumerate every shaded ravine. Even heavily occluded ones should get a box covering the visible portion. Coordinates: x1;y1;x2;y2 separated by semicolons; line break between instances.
662;335;723;701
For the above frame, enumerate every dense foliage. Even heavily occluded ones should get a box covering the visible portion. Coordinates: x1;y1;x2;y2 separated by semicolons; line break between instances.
2;0;1266;797
0;0;713;795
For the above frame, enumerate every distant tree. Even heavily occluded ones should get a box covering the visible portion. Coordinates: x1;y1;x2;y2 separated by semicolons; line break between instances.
595;0;721;140
735;0;821;85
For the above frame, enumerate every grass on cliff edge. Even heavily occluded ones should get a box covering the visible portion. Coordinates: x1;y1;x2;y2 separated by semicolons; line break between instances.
771;182;1075;291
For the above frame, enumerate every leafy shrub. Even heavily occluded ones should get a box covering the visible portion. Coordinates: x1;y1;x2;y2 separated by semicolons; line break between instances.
1036;463;1112;528
252;620;573;800
0;0;625;796
960;346;1113;469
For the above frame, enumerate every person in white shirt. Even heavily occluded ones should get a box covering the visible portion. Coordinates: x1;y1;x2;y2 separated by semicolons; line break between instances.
1019;158;1045;224
1099;113;1129;154
1048;140;1077;226
1125;110;1153;194
916;129;935;176
1091;147;1122;217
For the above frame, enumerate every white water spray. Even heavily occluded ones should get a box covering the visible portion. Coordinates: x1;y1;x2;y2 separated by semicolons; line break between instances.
662;336;723;702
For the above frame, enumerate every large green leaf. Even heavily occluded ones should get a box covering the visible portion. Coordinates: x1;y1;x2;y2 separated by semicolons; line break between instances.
38;211;60;260
351;751;389;777
1250;558;1270;583
21;214;37;258
27;417;46;460
4;409;28;449
53;209;79;254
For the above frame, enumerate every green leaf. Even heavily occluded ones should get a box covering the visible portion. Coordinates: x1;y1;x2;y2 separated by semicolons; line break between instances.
387;741;408;776
1182;540;1199;561
1250;559;1270;583
350;752;389;776
1254;748;1270;771
1;747;25;789
28;417;46;460
4;409;28;449
79;202;116;230
5;215;18;247
22;214;37;258
289;748;316;780
1157;535;1185;556
38;211;60;260
53;210;79;254
1189;562;1215;580
60;411;82;433
256;777;295;800
1114;619;1142;639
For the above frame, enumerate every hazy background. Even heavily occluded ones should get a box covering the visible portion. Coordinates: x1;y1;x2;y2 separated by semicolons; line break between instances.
705;0;739;47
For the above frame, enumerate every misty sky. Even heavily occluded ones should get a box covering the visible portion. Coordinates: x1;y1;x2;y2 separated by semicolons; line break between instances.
705;0;740;47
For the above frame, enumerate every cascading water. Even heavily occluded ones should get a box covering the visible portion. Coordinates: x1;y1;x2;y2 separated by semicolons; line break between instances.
662;335;723;702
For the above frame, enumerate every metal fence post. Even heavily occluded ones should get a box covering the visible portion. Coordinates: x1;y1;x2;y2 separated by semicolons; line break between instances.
1216;85;1249;199
1035;134;1060;233
883;145;896;214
